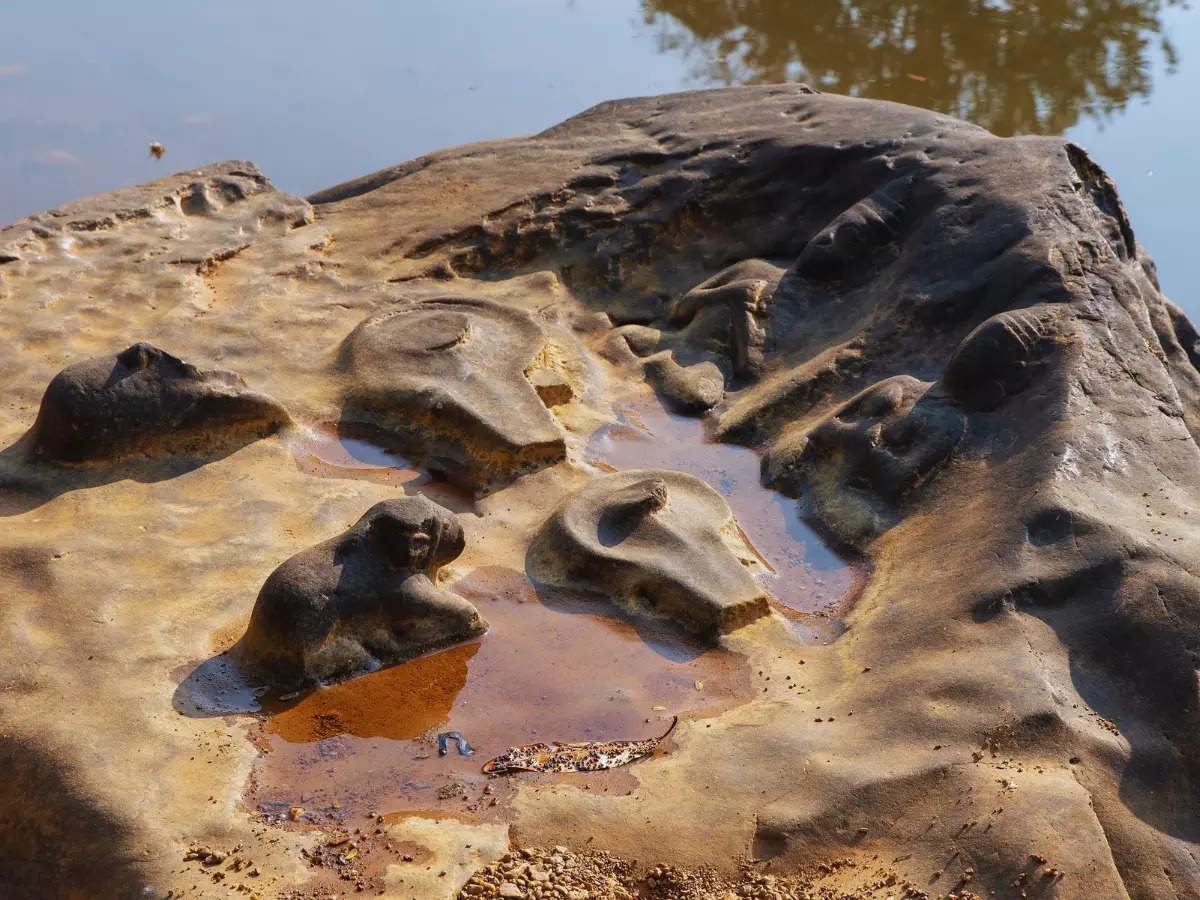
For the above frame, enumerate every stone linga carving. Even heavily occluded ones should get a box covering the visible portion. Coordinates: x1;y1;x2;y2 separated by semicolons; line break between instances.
527;469;769;636
240;496;485;687
337;296;567;492
27;342;289;463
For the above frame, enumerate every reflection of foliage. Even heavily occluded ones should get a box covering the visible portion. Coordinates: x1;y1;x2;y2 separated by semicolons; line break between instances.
641;0;1181;135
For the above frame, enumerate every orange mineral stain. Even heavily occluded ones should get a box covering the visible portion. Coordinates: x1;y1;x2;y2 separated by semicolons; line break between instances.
248;567;750;826
265;642;479;743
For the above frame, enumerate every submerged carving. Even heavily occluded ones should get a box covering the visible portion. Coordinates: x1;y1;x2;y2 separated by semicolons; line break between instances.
528;469;769;636
338;297;567;491
241;496;485;687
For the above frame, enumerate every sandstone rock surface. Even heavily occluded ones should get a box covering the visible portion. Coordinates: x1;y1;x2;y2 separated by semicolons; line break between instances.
1;87;1198;899
528;469;769;635
338;297;568;492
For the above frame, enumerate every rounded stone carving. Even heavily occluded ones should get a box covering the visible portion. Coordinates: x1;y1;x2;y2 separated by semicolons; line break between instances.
28;342;289;463
338;297;567;492
527;469;770;636
241;496;486;687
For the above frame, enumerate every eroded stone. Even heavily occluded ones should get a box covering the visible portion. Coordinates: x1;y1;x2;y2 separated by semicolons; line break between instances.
27;342;289;463
528;469;769;636
670;258;785;379
642;352;725;414
764;375;966;542
241;496;485;687
338;297;567;492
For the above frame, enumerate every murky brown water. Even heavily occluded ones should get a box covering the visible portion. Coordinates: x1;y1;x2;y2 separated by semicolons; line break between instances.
642;0;1182;137
245;394;858;832
3;1;1194;309
249;566;752;827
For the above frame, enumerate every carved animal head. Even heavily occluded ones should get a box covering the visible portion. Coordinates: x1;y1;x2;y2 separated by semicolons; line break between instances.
360;497;465;572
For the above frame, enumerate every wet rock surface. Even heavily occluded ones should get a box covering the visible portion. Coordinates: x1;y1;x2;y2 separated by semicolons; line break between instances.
242;496;485;687
1;86;1199;898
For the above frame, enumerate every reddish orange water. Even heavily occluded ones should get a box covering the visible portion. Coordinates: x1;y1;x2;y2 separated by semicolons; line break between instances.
248;401;859;831
248;567;751;827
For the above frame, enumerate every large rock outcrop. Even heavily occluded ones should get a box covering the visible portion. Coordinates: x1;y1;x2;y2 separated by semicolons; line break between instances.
1;88;1198;898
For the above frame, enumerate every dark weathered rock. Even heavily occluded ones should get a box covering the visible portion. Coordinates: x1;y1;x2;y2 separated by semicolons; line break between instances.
338;297;567;492
764;374;966;541
642;351;725;414
308;86;1200;891
528;469;769;635
670;259;784;379
241;496;484;686
28;342;289;463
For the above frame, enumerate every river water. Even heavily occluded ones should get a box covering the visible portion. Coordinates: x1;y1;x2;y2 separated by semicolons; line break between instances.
2;1;1195;313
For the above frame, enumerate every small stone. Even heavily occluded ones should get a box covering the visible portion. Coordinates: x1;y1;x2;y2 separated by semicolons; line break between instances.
499;883;523;899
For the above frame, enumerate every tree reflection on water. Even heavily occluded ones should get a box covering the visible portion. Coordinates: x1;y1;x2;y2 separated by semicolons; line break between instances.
640;0;1181;135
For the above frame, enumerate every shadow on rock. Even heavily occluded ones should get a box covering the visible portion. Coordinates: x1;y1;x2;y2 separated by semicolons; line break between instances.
973;554;1200;844
0;733;151;898
0;434;264;517
172;645;270;718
